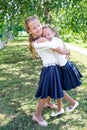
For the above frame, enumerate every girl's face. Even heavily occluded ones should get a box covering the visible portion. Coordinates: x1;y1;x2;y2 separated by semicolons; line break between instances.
42;28;55;40
27;19;42;37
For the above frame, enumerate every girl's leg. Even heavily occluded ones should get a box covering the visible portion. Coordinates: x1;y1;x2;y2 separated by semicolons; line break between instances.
32;98;48;126
34;98;46;121
64;91;76;107
57;98;63;111
51;98;64;117
64;91;79;112
44;96;57;109
64;92;79;112
46;96;50;103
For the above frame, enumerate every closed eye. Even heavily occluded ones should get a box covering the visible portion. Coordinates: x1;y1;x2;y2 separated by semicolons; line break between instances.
32;27;36;29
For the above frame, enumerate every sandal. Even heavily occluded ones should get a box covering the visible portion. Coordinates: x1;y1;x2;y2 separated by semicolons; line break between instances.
51;108;65;117
44;103;58;109
66;101;79;112
32;114;48;127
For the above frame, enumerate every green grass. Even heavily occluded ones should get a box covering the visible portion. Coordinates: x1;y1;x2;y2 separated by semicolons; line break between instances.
0;41;87;130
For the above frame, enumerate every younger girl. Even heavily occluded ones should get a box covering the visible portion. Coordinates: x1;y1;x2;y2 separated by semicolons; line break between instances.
35;25;82;116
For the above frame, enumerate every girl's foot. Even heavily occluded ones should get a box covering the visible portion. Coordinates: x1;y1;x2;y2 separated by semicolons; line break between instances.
32;113;48;127
51;108;64;117
66;101;79;112
44;102;58;109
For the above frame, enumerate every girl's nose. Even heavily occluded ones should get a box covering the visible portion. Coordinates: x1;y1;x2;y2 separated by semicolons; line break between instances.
37;28;41;31
38;26;41;30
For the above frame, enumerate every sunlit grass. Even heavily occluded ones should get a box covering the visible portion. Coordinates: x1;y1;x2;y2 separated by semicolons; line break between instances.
0;41;87;130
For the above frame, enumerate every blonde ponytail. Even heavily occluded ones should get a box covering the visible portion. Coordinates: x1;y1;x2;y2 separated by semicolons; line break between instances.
25;16;39;59
29;34;37;59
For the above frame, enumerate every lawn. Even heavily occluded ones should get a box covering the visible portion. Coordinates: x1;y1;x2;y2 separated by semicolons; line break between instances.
0;41;87;130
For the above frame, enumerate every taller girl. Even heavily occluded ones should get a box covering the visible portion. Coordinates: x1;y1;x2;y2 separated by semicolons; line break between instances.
25;16;65;127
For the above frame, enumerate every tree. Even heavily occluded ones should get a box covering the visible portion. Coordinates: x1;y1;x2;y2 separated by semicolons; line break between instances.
0;0;86;42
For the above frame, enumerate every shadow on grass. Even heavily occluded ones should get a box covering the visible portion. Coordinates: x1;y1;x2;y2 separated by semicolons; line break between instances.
0;42;87;130
0;108;36;130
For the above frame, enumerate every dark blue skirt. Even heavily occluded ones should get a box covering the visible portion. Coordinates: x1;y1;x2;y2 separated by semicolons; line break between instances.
60;61;83;91
35;65;64;100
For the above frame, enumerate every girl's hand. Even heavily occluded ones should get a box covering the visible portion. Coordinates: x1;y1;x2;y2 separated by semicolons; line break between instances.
66;54;70;60
66;49;70;55
37;37;48;43
65;49;70;55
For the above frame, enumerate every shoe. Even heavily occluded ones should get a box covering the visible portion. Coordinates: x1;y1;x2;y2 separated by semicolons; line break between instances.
44;103;58;109
32;114;48;127
66;101;79;112
51;108;64;117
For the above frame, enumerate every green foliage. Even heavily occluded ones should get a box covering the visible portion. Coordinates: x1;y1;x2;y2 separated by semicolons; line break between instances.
0;0;86;42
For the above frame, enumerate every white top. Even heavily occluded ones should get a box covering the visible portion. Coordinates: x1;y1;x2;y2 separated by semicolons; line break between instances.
34;37;67;66
34;40;57;66
53;37;67;66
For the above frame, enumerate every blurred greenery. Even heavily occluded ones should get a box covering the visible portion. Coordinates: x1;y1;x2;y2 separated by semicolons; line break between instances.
0;0;87;43
0;41;87;130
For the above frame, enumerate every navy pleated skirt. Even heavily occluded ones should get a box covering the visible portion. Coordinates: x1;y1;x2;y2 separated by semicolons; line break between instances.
60;61;83;91
35;65;64;100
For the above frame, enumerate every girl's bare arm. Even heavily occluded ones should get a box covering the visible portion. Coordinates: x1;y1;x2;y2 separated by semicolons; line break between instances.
37;37;48;43
33;37;70;56
52;48;70;55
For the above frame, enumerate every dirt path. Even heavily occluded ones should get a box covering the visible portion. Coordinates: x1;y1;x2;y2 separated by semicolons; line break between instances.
65;43;87;56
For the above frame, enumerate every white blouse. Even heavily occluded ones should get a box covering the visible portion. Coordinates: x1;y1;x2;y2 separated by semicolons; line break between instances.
34;37;67;66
